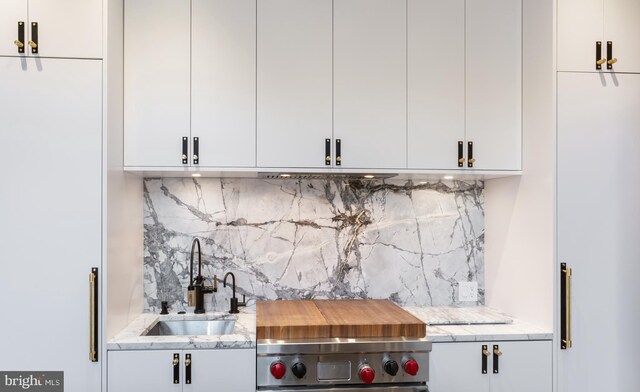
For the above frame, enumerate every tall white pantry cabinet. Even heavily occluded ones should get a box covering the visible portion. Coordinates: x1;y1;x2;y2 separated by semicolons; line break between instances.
557;1;640;392
0;1;104;391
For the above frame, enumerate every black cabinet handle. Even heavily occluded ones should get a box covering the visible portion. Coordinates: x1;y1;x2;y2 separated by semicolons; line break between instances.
172;353;180;384
493;345;502;374
458;141;464;167
596;41;605;69
467;141;475;168
15;22;25;53
185;354;192;384
607;41;618;69
325;139;331;166
182;137;188;165
193;137;199;165
481;345;489;374
335;139;342;166
29;22;38;54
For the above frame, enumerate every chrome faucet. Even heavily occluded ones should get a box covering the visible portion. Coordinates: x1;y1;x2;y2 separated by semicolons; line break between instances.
223;272;246;314
187;238;217;314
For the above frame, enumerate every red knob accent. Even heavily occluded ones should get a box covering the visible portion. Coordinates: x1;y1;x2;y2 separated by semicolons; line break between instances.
359;365;375;384
270;362;286;379
404;359;419;376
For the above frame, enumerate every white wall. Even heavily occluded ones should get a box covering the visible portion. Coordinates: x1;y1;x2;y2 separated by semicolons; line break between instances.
484;0;555;330
104;0;144;341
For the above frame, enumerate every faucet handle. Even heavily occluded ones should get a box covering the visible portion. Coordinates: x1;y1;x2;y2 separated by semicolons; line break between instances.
238;295;247;307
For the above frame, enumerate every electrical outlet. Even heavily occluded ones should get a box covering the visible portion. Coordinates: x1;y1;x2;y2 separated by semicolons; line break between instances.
458;281;478;302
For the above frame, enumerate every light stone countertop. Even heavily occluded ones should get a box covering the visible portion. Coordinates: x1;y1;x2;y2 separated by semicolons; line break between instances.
405;306;553;342
108;305;551;351
107;308;256;351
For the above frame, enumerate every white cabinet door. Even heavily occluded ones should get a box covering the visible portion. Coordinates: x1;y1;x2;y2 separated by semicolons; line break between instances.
557;0;603;72
429;341;552;392
257;0;333;168
334;0;407;169
192;0;256;168
605;0;640;73
0;58;102;391
0;0;26;57
428;342;491;392
558;73;640;392
491;341;552;392
466;0;521;171
183;349;256;392
124;0;190;167
108;350;182;392
408;0;465;170
29;0;102;59
0;0;101;58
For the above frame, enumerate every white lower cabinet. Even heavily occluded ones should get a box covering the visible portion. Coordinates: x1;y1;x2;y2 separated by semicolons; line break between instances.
108;349;256;392
428;341;551;392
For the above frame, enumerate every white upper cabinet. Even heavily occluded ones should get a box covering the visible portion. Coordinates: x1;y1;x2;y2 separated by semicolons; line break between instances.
0;0;101;58
466;0;522;171
257;0;333;168
124;0;190;167
604;0;640;73
0;0;26;57
559;0;640;73
558;0;603;72
334;0;407;169
192;0;256;168
408;0;465;170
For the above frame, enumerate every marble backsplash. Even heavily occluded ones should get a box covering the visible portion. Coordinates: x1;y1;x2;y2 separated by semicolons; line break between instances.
143;178;485;313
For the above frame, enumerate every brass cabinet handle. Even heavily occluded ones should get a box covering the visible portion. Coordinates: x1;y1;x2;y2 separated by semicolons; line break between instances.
607;58;618;65
561;263;573;349
482;349;491;357
468;158;476;164
596;58;607;66
89;268;98;362
493;347;503;356
14;40;24;48
28;40;37;49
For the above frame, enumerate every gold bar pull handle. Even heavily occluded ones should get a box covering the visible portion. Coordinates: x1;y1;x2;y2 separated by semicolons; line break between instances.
561;263;572;349
89;268;99;362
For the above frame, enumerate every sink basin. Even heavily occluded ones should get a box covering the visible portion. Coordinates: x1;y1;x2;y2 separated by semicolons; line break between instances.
144;320;236;336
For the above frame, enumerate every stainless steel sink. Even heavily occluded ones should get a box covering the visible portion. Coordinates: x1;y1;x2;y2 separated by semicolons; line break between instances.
144;320;236;336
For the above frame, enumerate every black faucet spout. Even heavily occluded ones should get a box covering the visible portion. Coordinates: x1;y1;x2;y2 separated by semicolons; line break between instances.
223;272;246;314
188;238;215;314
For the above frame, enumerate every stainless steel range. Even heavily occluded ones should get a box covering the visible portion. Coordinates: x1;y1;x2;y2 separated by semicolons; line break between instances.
257;337;431;392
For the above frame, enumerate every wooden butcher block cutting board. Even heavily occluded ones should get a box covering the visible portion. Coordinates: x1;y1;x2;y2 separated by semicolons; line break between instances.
257;299;426;339
256;300;331;339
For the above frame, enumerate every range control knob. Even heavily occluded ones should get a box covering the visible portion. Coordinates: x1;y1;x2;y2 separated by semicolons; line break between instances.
270;361;286;379
359;364;375;384
291;362;307;379
403;359;419;376
383;360;399;376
